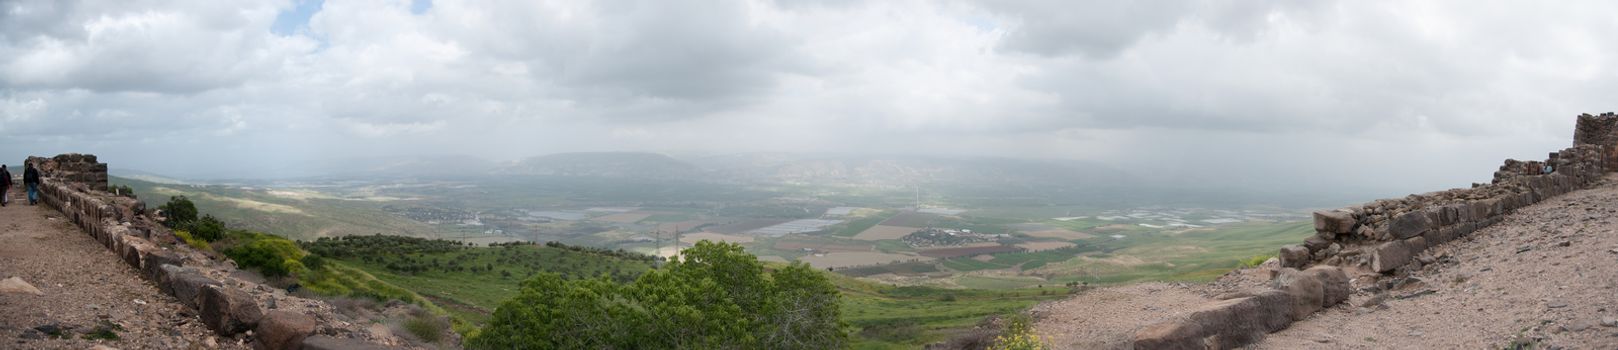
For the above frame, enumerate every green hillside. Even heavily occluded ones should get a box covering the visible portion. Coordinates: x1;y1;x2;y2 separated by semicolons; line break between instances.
301;235;657;324
115;177;436;240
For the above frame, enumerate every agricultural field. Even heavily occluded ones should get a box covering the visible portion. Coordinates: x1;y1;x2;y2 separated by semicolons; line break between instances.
801;252;931;269
853;225;919;240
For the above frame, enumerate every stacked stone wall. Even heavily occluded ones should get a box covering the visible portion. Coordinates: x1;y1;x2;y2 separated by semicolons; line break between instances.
1282;114;1612;274
26;154;394;350
1137;112;1616;350
1574;112;1618;172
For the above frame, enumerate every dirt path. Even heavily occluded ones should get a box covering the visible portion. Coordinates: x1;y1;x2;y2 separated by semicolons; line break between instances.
1033;175;1618;349
1259;175;1618;349
0;192;246;349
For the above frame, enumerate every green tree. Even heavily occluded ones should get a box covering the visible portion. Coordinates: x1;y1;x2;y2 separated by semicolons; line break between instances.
158;196;197;228
470;241;847;349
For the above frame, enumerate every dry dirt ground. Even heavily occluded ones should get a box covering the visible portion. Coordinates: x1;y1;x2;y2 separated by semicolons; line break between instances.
0;196;249;349
1034;174;1618;349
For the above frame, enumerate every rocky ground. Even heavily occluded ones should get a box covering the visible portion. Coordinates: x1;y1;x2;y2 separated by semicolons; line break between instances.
0;197;248;349
1033;174;1618;349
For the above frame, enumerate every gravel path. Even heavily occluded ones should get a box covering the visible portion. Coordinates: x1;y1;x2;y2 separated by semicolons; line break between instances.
1033;175;1618;349
1259;175;1618;349
0;195;246;349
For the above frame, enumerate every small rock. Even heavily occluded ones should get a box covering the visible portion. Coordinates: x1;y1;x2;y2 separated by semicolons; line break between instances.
1547;300;1569;309
17;329;42;340
1564;321;1593;332
1517;245;1533;254
89;345;119;350
1556;241;1571;247
1408;330;1425;337
1397;289;1437;300
0;277;44;295
88;304;101;310
1360;293;1389;307
1601;317;1617;327
133;299;146;305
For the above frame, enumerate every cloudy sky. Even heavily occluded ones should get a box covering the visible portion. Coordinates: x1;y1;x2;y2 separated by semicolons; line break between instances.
2;0;1615;194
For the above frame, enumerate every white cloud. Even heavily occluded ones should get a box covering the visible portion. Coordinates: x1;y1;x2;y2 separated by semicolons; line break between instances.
0;0;1614;194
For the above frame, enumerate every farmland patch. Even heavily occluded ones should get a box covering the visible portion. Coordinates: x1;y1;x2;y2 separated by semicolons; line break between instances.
852;225;919;241
800;252;931;269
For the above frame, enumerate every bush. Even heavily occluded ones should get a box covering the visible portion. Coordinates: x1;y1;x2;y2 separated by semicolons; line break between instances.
158;196;197;228
990;314;1047;350
222;233;307;278
174;230;211;251
1238;254;1272;268
400;310;449;344
470;241;847;349
182;215;227;242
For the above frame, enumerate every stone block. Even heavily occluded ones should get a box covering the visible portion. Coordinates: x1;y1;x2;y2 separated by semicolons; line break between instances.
1303;266;1351;307
1132;290;1293;350
1312;210;1356;234
1271;268;1324;321
1388;211;1432;240
199;285;263;336
256;311;317;350
1406;236;1428;252
1278;245;1310;269
1371;240;1412;273
1302;236;1331;252
163;266;220;309
142;252;183;281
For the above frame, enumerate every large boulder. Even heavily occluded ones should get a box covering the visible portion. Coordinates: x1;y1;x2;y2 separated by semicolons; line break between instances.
1388;210;1433;240
1372;240;1413;273
1277;245;1311;269
256;311;317;350
1133;290;1294;350
1302;266;1351;307
141;251;184;282
199;285;263;336
1312;210;1356;234
162;266;220;308
1271;268;1324;320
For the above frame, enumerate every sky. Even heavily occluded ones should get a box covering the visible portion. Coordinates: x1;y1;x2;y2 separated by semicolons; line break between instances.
1;0;1616;194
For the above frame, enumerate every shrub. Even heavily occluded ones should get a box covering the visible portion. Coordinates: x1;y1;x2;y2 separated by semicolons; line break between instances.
990;314;1047;350
222;233;307;278
1238;254;1272;268
400;310;449;344
174;230;211;251
470;241;847;349
158;196;197;228
182;215;227;242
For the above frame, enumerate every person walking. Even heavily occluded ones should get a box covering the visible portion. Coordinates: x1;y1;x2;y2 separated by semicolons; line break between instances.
23;162;40;206
0;165;11;207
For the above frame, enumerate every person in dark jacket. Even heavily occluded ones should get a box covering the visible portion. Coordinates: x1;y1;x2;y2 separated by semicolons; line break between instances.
23;162;40;206
0;165;11;207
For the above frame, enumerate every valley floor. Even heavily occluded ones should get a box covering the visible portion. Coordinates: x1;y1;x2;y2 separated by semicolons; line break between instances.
1033;174;1618;349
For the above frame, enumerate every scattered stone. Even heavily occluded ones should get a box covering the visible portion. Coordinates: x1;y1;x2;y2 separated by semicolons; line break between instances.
1601;317;1618;327
0;276;45;295
1359;293;1389;308
1564;321;1593;332
1517;245;1534;254
1396;289;1437;300
1557;240;1572;247
17;329;42;340
1279;245;1311;268
256;311;316;350
1547;300;1569;309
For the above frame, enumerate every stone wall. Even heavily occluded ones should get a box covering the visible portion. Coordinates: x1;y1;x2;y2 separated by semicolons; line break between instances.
1283;114;1612;274
1135;112;1616;350
26;153;109;191
27;154;395;350
1574;112;1618;172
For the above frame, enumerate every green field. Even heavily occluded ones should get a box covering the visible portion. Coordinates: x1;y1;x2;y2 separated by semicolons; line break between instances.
1032;221;1313;284
831;274;1069;349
